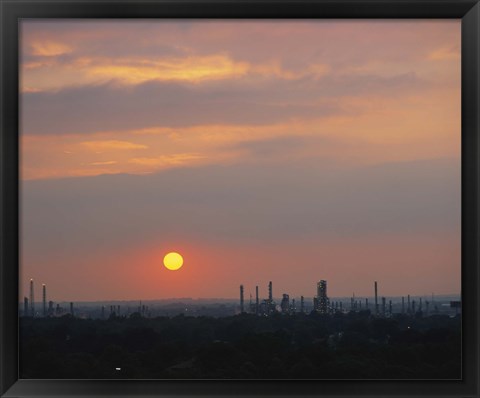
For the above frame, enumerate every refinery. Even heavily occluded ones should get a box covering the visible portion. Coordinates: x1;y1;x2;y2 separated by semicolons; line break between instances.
21;278;461;319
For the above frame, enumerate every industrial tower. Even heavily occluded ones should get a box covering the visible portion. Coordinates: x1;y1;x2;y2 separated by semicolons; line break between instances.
315;280;328;314
29;279;35;317
240;285;244;313
42;284;47;317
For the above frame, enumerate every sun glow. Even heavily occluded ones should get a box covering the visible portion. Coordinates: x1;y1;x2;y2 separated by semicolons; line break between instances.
163;252;184;271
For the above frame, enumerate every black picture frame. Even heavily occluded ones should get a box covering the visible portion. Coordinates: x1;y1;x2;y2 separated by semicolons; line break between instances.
1;1;479;397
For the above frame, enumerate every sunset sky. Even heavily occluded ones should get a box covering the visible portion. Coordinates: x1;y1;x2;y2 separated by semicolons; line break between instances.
20;20;460;302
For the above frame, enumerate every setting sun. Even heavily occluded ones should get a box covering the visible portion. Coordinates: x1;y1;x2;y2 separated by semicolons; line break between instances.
163;252;184;271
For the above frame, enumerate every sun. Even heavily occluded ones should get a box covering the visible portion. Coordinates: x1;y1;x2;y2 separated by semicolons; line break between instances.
163;252;184;271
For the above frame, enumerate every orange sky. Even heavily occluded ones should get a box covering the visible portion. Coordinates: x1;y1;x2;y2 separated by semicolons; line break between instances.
20;20;460;301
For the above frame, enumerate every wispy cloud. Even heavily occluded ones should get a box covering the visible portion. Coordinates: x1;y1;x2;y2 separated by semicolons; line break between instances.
428;45;460;60
89;160;118;166
81;140;148;151
88;55;250;85
128;153;205;167
30;40;72;57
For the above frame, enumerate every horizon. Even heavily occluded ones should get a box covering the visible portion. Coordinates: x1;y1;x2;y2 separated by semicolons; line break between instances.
20;277;461;304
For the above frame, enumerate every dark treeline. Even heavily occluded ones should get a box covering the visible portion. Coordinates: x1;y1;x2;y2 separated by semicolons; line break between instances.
20;311;461;379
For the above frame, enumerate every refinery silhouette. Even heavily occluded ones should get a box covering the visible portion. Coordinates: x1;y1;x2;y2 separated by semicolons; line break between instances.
21;278;461;319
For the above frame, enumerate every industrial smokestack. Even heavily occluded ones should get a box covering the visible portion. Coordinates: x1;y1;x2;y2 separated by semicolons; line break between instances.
268;281;272;302
30;279;35;317
300;295;305;313
240;285;244;313
255;285;259;314
374;281;378;316
42;284;47;317
70;302;74;317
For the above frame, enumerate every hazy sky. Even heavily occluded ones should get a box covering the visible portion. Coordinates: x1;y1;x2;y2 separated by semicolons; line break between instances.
20;20;460;302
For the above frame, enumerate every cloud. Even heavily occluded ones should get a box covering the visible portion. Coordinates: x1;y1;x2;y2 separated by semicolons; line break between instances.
428;45;460;61
81;140;148;151
86;54;251;85
21;69;426;136
21;48;331;92
89;160;118;166
30;40;72;57
21;157;460;254
226;135;308;158
128;153;205;167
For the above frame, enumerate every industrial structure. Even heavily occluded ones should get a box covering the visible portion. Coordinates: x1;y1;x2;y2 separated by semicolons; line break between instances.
314;280;329;314
234;277;461;319
20;277;461;320
280;294;290;314
240;285;245;313
42;284;47;317
29;279;35;317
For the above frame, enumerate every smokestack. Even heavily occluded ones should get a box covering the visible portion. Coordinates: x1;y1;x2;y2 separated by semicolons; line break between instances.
389;300;392;315
240;285;244;313
42;284;47;317
268;281;272;302
382;297;386;316
365;298;369;309
70;302;74;317
402;296;405;313
408;295;411;314
300;295;305;313
255;285;259;314
30;279;35;317
374;281;379;316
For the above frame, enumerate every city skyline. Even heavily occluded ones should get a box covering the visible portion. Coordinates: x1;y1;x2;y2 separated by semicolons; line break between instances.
20;20;460;301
